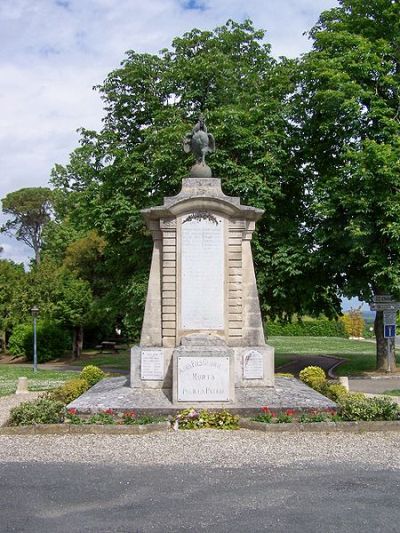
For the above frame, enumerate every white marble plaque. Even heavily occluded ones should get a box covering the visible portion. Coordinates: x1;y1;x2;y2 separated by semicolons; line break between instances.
178;356;230;401
141;350;164;380
181;215;224;330
243;350;264;379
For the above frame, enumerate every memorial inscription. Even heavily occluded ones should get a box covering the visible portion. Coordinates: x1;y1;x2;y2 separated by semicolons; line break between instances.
243;350;264;379
181;215;224;330
141;350;164;380
177;356;230;401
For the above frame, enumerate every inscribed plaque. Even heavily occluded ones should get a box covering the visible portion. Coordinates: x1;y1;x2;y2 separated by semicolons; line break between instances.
178;356;230;401
243;350;264;379
181;215;224;330
141;350;164;380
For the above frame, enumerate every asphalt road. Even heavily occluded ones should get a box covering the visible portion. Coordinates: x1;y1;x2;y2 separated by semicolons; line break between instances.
1;460;400;532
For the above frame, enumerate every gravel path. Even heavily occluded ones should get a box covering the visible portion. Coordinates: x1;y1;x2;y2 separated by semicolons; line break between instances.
1;430;400;470
0;393;41;427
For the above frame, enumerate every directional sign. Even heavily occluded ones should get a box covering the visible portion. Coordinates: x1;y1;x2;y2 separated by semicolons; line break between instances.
373;295;395;303
370;302;400;311
384;324;396;338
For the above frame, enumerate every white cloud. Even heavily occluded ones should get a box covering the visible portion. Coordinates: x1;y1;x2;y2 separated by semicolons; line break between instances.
0;0;338;262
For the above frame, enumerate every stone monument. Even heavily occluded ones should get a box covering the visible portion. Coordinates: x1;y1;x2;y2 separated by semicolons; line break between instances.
131;117;274;407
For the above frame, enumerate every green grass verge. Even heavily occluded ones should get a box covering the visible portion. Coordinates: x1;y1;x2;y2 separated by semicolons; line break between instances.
0;367;78;397
268;336;396;376
383;389;400;396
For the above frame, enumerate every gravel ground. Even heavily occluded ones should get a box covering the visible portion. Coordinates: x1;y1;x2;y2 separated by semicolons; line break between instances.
0;393;41;427
1;430;400;469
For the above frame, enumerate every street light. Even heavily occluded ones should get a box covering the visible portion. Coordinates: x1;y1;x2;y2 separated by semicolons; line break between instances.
31;306;39;372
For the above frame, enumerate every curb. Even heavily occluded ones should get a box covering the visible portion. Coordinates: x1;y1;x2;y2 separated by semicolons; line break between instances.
3;419;400;435
239;418;400;433
0;421;171;436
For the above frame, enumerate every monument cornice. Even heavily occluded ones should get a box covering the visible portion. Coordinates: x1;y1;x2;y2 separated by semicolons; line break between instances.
141;177;264;223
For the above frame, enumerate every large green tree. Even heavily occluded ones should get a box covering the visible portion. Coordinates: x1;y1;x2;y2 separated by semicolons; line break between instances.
50;20;340;339
297;0;400;369
0;259;24;351
1;187;54;264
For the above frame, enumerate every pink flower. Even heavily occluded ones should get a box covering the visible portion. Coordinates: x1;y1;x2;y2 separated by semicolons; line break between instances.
67;408;77;415
261;406;270;414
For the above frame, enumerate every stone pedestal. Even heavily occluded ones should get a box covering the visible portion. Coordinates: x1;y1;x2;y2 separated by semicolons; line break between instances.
131;174;274;405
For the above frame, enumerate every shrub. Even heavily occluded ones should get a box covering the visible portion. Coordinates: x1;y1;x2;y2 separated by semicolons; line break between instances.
8;320;70;363
49;378;89;405
9;398;65;426
266;319;346;337
299;366;327;392
338;393;400;421
175;408;239;430
79;365;105;387
324;383;348;402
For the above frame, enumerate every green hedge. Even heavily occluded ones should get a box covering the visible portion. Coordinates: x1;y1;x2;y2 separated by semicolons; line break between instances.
266;319;346;337
8;320;70;363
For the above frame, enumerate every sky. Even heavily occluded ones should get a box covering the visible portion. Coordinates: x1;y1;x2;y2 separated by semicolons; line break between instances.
0;0;339;265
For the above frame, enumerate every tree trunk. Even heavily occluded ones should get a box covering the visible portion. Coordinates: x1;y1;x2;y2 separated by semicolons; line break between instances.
375;311;396;371
72;325;83;360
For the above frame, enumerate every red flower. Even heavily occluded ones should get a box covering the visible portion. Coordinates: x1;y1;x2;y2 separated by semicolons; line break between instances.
125;411;136;418
286;409;295;416
67;408;77;415
104;408;113;415
261;406;270;414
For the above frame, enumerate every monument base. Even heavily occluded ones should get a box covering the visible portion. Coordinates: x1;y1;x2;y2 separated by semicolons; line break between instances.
68;376;337;415
130;333;275;407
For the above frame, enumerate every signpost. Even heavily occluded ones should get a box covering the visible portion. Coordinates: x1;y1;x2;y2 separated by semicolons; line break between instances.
369;295;400;372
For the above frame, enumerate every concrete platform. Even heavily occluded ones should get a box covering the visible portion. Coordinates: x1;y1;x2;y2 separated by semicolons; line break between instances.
68;377;336;416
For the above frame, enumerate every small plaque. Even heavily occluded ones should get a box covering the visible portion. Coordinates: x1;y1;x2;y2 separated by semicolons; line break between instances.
243;350;264;379
141;350;164;380
178;356;230;401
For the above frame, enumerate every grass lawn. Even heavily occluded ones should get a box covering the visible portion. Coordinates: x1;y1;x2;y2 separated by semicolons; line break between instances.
0;367;78;397
268;336;394;376
73;350;130;370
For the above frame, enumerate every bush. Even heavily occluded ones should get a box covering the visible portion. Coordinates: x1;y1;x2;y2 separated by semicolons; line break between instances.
266;319;346;337
49;378;89;405
175;408;239;430
9;398;65;426
338;393;400;421
299;366;327;392
8;320;70;363
79;365;105;387
324;383;348;402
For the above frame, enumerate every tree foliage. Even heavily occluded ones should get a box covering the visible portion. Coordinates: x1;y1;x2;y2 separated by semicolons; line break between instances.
1;187;54;264
296;0;400;368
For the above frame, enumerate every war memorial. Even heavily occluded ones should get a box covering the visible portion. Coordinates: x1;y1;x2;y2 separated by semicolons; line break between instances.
70;118;335;414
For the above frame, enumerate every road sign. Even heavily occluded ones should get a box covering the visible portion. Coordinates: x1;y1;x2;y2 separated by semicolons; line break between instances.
384;324;396;338
384;310;397;326
370;302;400;311
373;295;394;303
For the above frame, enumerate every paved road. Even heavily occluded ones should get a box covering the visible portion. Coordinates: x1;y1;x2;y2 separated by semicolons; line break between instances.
276;355;344;376
1;431;400;533
1;461;399;532
349;377;400;394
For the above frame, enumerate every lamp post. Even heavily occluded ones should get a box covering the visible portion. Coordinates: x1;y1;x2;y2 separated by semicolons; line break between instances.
31;306;39;372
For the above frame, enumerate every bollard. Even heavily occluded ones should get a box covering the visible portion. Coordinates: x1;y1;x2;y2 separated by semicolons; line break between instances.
338;376;349;392
15;377;29;395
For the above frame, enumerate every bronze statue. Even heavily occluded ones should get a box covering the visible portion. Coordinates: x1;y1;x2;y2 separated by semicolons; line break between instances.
183;115;215;165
